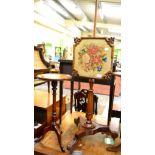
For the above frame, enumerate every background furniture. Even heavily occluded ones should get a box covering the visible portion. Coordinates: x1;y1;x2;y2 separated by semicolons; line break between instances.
74;89;98;115
34;90;67;125
59;59;121;97
37;73;72;152
34;90;67;139
107;72;121;152
34;46;51;92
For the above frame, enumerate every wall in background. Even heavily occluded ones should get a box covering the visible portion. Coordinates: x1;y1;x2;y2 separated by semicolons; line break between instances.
34;22;74;61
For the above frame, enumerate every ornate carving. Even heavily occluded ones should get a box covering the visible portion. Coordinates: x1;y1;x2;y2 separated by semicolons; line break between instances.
72;69;79;77
103;71;112;80
74;37;81;44
105;37;115;46
74;89;98;115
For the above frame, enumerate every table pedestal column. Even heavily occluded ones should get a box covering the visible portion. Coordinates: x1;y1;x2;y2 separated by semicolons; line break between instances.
67;79;118;153
42;80;65;152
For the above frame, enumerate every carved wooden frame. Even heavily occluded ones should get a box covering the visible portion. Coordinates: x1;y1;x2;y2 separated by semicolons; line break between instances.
34;46;50;68
73;37;114;79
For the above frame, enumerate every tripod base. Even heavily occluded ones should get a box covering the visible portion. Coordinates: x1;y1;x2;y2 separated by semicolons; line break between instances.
67;116;118;153
39;123;65;152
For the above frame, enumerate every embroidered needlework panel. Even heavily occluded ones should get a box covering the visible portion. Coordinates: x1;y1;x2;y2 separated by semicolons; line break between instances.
73;38;113;79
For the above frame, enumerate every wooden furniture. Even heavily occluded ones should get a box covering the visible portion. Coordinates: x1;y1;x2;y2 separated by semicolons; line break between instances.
111;72;121;119
74;89;98;115
34;112;120;155
37;73;72;152
67;37;118;153
37;43;60;72
34;46;51;92
34;122;46;140
34;90;67;125
34;90;66;139
107;72;121;152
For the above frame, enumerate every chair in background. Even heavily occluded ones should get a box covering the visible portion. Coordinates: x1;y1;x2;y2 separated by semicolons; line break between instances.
34;46;51;92
37;43;60;73
106;72;121;152
74;89;98;115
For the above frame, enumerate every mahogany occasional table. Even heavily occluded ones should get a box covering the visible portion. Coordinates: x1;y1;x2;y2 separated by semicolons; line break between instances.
37;73;72;152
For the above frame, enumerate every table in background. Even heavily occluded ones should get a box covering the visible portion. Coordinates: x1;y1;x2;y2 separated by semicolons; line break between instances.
37;73;72;152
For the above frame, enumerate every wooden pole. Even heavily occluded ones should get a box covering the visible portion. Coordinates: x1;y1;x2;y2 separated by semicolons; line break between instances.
93;0;98;37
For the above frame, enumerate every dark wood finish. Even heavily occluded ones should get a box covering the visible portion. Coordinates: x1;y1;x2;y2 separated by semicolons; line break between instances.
34;112;121;155
34;90;66;139
66;37;118;153
107;143;121;152
59;60;73;76
107;72;121;152
67;74;118;153
74;89;98;115
37;73;72;152
59;59;116;113
34;90;67;125
59;81;63;124
34;123;46;139
34;46;50;68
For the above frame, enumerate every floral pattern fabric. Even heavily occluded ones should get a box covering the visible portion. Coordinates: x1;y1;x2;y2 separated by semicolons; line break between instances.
78;43;108;72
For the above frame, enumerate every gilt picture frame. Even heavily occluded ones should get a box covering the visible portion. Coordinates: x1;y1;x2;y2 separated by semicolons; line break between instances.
54;46;62;61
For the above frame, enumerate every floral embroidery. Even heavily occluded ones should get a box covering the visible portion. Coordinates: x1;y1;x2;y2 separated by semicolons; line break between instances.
78;43;108;72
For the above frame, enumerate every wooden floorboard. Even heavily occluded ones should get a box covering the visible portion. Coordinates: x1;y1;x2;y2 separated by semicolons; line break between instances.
34;112;121;155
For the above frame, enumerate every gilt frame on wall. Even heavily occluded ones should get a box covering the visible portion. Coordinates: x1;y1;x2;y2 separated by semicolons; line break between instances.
55;47;61;59
73;37;114;79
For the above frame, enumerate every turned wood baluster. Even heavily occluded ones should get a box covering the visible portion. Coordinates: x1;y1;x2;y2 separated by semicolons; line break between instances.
84;78;95;128
51;81;57;126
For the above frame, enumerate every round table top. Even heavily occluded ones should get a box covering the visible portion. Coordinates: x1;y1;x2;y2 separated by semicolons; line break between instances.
37;73;72;81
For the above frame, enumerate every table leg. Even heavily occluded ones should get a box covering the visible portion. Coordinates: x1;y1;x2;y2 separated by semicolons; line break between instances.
59;81;63;124
106;143;121;152
70;80;74;113
51;80;65;152
67;78;118;152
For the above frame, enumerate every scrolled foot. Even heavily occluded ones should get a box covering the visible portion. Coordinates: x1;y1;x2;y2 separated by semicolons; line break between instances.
60;146;65;152
110;131;118;140
106;143;121;152
67;137;78;153
74;117;80;126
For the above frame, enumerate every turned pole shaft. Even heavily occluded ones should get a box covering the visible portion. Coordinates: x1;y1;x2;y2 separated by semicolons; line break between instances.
86;79;94;124
52;80;57;125
93;0;98;37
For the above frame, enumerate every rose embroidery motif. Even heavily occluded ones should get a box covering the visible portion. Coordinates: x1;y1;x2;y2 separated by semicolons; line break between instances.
78;44;108;72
